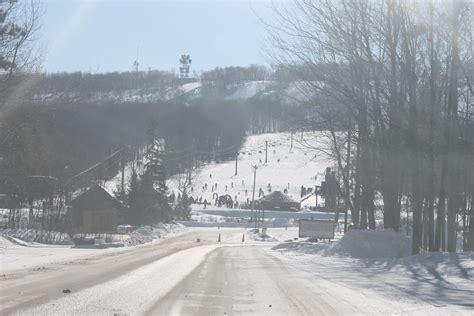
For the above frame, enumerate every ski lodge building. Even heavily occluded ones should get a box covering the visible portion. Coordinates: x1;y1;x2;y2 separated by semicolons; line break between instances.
257;190;300;211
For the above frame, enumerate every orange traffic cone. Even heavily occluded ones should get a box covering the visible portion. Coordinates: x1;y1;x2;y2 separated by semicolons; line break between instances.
218;233;221;242
242;233;245;242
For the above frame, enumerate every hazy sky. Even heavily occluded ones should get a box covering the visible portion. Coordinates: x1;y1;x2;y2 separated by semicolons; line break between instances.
39;0;280;74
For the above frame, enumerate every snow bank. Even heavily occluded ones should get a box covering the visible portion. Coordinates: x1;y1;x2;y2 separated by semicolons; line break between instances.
0;229;72;245
0;236;16;248
247;229;278;242
325;229;412;259
1;223;186;248
273;229;412;259
124;223;186;246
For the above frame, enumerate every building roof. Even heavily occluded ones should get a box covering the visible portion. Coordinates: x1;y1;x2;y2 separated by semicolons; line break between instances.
259;191;299;204
69;184;123;209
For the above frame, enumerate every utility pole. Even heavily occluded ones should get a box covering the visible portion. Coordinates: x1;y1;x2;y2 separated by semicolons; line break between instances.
121;149;126;195
265;140;268;164
290;131;294;152
235;152;238;176
251;165;258;229
315;185;318;209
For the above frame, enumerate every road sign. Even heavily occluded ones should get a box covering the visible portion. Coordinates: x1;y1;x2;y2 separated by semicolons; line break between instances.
299;219;335;239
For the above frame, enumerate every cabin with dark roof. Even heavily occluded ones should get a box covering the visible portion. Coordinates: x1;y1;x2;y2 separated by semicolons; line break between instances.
69;185;124;233
257;190;300;212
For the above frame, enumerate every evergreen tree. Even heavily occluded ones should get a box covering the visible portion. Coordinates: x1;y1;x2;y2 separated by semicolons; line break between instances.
175;189;191;220
145;138;168;196
137;131;172;223
139;170;160;224
127;169;141;225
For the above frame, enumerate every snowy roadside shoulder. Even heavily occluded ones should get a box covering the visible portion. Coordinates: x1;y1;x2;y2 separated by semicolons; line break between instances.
272;229;474;281
273;229;412;258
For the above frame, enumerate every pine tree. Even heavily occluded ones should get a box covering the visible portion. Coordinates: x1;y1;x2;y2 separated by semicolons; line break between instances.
139;170;160;224
127;169;141;225
140;135;172;223
175;189;191;220
145;138;168;196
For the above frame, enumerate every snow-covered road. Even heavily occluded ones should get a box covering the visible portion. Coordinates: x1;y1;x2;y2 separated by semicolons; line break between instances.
20;245;223;315
146;246;472;315
1;229;472;315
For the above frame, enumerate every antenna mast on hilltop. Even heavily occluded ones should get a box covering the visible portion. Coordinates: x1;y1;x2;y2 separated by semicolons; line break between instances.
133;47;139;73
179;54;192;79
131;47;140;93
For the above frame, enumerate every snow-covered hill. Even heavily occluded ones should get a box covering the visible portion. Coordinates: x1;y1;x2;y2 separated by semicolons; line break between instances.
33;80;316;106
167;131;333;209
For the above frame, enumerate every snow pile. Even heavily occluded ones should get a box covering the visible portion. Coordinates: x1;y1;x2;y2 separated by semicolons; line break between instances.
326;229;412;259
124;223;186;246
124;226;160;246
0;228;72;245
247;229;278;242
160;222;186;234
273;229;412;259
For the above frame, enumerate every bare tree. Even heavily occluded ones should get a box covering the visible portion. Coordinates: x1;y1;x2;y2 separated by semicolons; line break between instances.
268;0;473;253
0;0;41;110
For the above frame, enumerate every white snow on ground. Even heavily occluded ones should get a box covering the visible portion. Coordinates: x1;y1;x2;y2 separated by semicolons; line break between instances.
273;249;474;314
0;236;16;248
180;81;201;93
0;224;186;274
21;245;223;315
326;229;412;258
273;229;412;259
225;81;270;100
0;238;123;273
272;229;474;313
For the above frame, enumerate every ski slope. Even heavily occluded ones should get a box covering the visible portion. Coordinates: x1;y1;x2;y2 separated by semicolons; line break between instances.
167;131;333;209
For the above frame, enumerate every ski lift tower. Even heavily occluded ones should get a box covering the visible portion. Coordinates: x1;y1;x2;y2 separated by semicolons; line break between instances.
179;54;192;79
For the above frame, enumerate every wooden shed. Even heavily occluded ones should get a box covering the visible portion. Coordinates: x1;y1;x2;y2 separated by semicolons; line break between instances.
69;185;124;233
257;191;301;212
